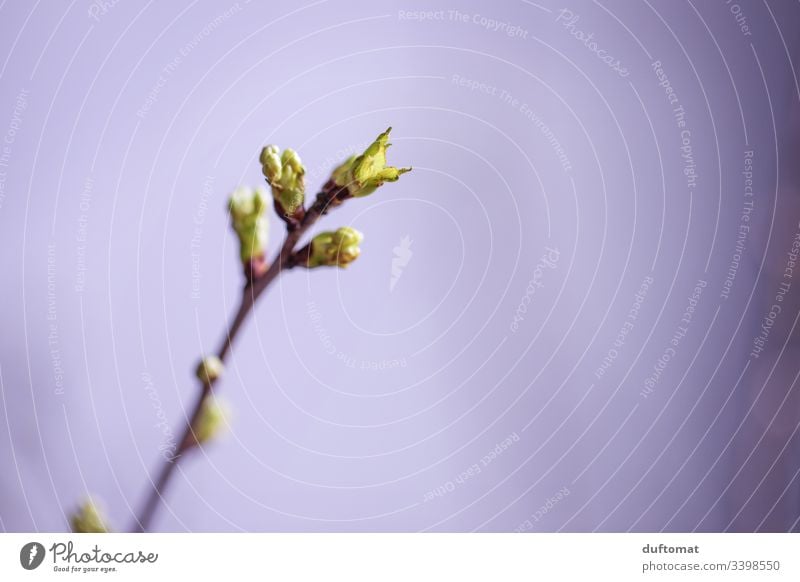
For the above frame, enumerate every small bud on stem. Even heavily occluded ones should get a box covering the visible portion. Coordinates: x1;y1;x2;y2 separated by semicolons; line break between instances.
229;186;269;281
300;227;363;268
70;499;110;533
195;356;224;385
331;127;411;198
184;396;227;448
260;145;306;227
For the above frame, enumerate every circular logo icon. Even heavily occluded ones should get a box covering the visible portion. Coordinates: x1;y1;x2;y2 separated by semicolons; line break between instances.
19;542;45;570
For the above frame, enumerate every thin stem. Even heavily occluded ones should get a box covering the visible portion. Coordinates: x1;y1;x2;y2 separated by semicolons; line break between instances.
131;182;345;532
133;383;210;532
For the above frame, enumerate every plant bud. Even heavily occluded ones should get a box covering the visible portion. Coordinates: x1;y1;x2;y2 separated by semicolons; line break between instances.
281;148;303;174
260;145;305;217
228;186;268;267
331;128;411;197
195;356;224;384
70;499;109;533
192;396;227;446
261;151;282;182
259;144;279;166
307;227;363;268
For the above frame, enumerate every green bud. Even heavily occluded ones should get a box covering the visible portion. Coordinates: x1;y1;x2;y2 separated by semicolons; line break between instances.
259;144;279;166
331;155;356;187
281;148;303;174
331;128;411;197
260;145;305;216
261;151;282;182
228;186;268;264
70;499;109;533
192;396;227;446
195;356;224;384
307;227;363;268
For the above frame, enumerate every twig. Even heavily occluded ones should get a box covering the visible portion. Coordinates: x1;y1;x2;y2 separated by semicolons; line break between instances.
131;181;346;532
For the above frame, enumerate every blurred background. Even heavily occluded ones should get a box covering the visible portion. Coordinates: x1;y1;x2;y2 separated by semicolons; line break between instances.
1;0;799;532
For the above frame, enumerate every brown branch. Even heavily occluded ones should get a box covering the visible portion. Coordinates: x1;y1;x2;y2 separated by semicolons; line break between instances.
131;180;347;532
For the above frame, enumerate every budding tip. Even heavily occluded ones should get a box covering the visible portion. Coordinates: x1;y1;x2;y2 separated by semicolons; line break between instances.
192;396;228;446
70;498;109;533
196;355;224;384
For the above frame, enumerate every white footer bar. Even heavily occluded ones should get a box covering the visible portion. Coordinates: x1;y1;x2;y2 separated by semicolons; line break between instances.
1;533;796;581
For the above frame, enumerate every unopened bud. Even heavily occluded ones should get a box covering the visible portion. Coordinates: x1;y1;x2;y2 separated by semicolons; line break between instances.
195;356;223;384
192;396;227;446
70;499;109;533
228;186;268;267
260;145;306;217
307;227;363;268
259;144;279;166
261;151;282;182
331;127;411;197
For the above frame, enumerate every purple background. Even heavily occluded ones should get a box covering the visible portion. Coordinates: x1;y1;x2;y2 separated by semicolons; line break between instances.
1;0;800;532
